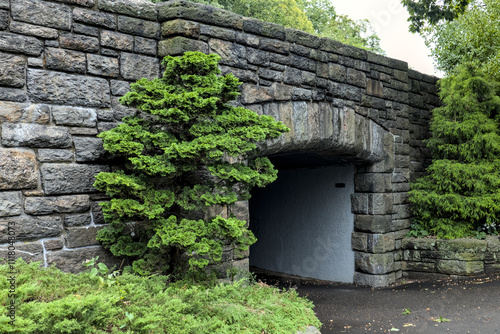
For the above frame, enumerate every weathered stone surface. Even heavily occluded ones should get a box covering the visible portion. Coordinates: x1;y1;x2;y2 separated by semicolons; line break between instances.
354;215;393;233
100;30;134;51
209;39;246;68
353;271;395;287
0;87;27;102
0;9;7;29
37;149;74;163
52;106;98;127
0;148;38;190
0;216;62;242
0;53;26;88
60;33;99;52
73;23;99;37
65;226;104;248
436;259;483;275
64;213;92;227
329;63;346;82
402;237;436;250
162;19;200;38
0;192;23;217
45;47;86;73
351;193;393;215
159;36;209;56
2;123;72;148
11;0;71;30
120;52;159;80
355;252;394;274
134;36;157;56
53;0;95;6
112;96;136;120
0;241;43;263
74;137;107;162
98;0;156;20
110;80;130;96
73;7;116;29
25;195;90;215
347;68;367;88
0;32;44;56
158;0;243;30
28;69;111;107
41;164;110;195
87;54;119;77
240;84;273;104
260;38;290;55
436;238;487;253
118;16;160;38
70;127;99;136
46;246;121;273
9;21;59;39
486;236;500;253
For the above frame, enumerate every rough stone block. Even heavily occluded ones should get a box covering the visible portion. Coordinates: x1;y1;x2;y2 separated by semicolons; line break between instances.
100;30;134;51
347;68;367;88
436;259;483;275
112;96;137;120
118;15;160;38
285;28;321;48
260;38;290;55
354;215;393;233
0;87;27;102
2;123;72;148
73;7;116;29
28;69;111;107
0;192;23;217
0;52;26;88
0;216;63;242
209;39;247;68
41;164;110;195
11;0;71;30
158;0;243;30
200;25;235;41
25;195;90;215
351;193;393;215
98;0;156;20
283;67;315;86
290;54;316;72
73;23;99;37
110;80;131;96
64;213;92;227
436;238;487;253
367;233;396;253
328;63;346;82
45;47;86;73
60;32;99;52
240;84;273;104
354;173;392;193
404;261;436;272
353;271;395;287
351;232;367;252
228;201;249;222
402;238;436;250
159;36;209;56
51;106;98;127
74;137;107;162
91;201;105;224
134;36;157;56
243;17;285;40
37;149;74;162
120;52;159;81
0;148;38;190
65;226;104;248
162;19;200;38
355;252;394;274
46;246;121;273
87;54;119;77
0;31;44;56
486;236;500;252
235;32;260;48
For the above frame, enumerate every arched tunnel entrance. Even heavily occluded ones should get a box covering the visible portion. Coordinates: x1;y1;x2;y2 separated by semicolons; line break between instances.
249;152;356;283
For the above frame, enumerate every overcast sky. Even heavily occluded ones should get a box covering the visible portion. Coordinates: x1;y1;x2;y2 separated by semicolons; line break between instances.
331;0;439;76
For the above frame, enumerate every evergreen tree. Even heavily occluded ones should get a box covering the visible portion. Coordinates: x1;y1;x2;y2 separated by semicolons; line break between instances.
93;52;288;277
410;66;500;239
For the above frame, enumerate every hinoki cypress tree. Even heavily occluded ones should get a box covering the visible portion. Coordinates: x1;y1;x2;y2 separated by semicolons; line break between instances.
93;52;288;277
410;66;500;239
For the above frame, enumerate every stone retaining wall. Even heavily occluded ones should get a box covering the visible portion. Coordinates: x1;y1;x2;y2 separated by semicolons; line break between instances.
0;0;439;285
402;237;500;278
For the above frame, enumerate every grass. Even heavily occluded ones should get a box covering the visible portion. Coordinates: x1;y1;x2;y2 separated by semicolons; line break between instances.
0;259;321;333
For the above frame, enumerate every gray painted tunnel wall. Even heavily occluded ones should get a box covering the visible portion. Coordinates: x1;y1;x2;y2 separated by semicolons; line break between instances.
250;165;355;283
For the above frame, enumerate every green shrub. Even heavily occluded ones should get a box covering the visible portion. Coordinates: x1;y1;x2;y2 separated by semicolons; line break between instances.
93;52;288;278
0;259;321;333
409;65;500;238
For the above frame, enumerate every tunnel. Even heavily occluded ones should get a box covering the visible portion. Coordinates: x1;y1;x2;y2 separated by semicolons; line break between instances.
249;152;356;283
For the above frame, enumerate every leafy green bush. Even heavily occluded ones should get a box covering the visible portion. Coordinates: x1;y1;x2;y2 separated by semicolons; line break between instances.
409;65;500;239
93;52;288;278
0;259;321;333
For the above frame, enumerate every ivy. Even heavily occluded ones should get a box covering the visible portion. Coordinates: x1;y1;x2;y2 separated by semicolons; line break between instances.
94;52;288;279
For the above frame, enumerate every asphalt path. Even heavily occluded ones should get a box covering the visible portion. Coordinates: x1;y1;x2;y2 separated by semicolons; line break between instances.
254;271;500;333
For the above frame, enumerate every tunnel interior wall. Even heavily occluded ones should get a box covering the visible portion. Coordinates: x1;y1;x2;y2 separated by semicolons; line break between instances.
250;165;355;283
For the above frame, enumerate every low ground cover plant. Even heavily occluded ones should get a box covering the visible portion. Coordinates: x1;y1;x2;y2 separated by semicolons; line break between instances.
0;259;321;333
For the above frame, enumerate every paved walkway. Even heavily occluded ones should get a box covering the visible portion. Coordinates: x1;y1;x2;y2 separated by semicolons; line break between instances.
255;271;500;333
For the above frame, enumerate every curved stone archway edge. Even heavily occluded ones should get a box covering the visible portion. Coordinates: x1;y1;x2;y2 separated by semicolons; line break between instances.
0;0;438;287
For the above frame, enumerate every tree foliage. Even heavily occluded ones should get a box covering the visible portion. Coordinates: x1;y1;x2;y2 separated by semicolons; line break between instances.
93;52;288;278
401;0;473;33
409;66;500;239
182;0;384;54
427;0;500;80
